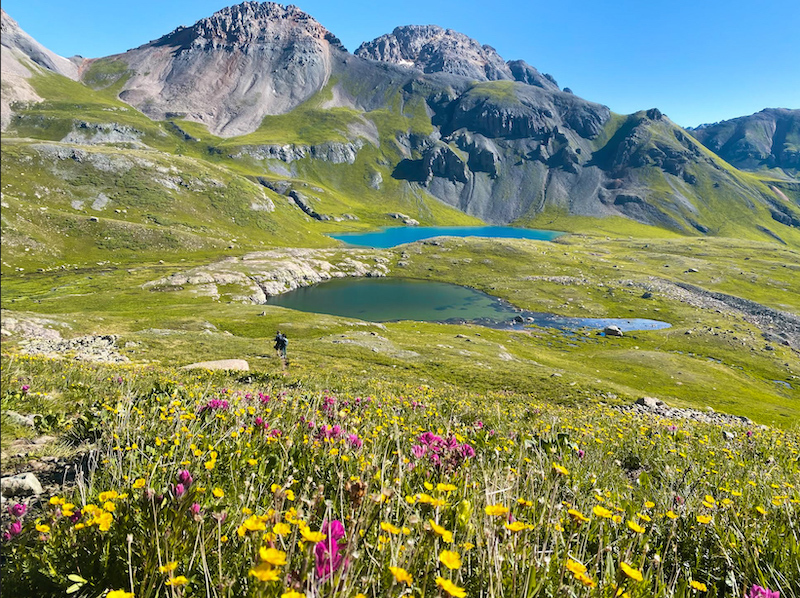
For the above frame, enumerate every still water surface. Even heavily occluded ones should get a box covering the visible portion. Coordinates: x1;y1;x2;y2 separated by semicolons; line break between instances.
268;278;670;332
329;226;563;248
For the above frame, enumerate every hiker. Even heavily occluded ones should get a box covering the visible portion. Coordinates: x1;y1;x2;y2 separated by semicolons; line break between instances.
274;330;288;361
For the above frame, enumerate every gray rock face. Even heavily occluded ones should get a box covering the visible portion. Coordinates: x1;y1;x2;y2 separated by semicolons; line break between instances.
1;472;43;497
355;25;559;91
232;140;364;164
690;108;800;175
603;325;624;337
98;2;347;136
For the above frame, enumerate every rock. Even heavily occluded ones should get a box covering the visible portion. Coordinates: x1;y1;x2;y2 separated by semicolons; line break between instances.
4;410;36;428
513;315;525;323
181;359;250;371
636;397;664;409
89;216;99;222
1;472;43;497
722;430;735;440
685;268;699;273
603;325;624;337
641;291;653;299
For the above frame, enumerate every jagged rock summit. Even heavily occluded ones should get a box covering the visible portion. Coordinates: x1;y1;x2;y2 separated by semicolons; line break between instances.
0;8;79;128
100;2;347;136
355;24;559;91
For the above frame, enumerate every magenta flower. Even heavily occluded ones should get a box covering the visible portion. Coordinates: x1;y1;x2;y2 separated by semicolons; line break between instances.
69;509;82;523
174;483;186;498
749;585;780;598
8;503;26;518
7;520;22;537
177;470;193;487
21;385;30;393
347;434;363;449
314;519;348;580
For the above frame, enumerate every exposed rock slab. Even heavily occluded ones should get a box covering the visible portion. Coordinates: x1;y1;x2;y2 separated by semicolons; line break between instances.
181;359;250;371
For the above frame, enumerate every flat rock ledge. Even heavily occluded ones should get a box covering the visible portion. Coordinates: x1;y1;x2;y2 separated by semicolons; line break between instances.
181;359;250;371
617;397;752;427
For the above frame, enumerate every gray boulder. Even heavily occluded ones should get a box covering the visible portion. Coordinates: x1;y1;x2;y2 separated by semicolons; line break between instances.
1;472;43;497
603;325;624;337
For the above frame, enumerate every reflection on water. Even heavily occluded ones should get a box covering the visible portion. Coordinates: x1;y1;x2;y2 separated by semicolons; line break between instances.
268;278;670;332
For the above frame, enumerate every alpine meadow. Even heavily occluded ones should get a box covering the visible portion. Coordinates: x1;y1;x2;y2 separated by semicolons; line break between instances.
1;3;798;598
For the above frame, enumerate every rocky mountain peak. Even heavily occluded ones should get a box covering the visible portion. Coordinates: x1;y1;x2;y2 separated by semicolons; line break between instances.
153;2;346;52
355;24;558;90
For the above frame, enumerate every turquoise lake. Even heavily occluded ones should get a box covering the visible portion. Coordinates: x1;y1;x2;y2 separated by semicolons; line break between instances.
268;278;671;332
329;226;563;248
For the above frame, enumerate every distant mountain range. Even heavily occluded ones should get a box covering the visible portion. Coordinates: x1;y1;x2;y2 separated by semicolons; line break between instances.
1;2;798;267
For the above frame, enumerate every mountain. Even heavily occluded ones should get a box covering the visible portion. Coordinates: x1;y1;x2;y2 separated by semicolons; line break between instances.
81;2;349;137
0;8;79;128
1;1;799;271
354;25;560;91
690;108;800;177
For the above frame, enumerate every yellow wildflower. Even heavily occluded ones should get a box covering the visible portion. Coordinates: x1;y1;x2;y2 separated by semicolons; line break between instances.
620;562;643;582
436;576;466;598
259;547;287;566
381;521;403;535
159;561;178;573
690;580;708;592
132;478;146;489
627;520;646;533
593;505;612;519
484;504;509;517
696;514;713;524
389;566;412;585
429;520;454;543
300;527;326;543
107;591;134;598
164;576;189;586
249;563;281;582
439;549;462;570
552;463;570;476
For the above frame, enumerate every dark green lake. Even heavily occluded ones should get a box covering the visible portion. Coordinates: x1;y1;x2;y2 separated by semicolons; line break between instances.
268;278;671;332
329;226;563;248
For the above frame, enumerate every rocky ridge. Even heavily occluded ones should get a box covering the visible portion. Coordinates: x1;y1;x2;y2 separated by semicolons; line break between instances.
355;25;559;91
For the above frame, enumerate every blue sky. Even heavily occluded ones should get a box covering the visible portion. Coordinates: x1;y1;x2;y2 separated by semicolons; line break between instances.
4;0;798;127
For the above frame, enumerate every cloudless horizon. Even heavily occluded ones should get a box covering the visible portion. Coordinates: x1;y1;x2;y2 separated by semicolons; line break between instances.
3;0;798;128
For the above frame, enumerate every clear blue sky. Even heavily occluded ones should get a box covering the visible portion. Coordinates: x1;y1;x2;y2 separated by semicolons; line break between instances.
4;0;798;128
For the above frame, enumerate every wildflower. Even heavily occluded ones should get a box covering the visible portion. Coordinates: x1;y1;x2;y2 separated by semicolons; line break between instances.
552;463;569;476
259;547;288;567
389;566;412;585
8;503;26;518
627;520;645;533
177;470;193;487
666;510;679;519
439;549;462;569
437;483;457;492
575;571;597;588
696;514;712;524
281;591;305;598
485;504;509;517
436;576;466;597
566;559;587;575
315;520;348;580
300;527;326;543
690;580;708;592
593;505;613;519
6;520;22;538
748;584;780;598
504;521;528;532
249;563;281;581
755;506;767;516
106;591;134;598
164;576;189;586
159;561;178;573
381;521;403;535
35;523;51;533
568;509;589;523
429;520;454;543
132;478;146;489
274;522;291;536
212;488;224;498
620;562;643;582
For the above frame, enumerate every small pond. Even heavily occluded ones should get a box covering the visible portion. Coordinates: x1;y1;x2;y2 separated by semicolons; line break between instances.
267;278;671;332
329;226;563;248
